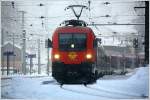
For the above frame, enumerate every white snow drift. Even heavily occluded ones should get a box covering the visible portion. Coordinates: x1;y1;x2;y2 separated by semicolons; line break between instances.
1;66;149;99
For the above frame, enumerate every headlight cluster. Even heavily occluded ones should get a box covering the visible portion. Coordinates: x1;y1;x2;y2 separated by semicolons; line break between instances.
86;54;92;59
54;53;92;60
54;54;60;60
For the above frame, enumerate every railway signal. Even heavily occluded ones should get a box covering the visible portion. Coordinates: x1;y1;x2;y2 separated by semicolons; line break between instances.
97;38;102;44
45;39;52;48
11;1;15;8
45;38;52;75
133;38;138;48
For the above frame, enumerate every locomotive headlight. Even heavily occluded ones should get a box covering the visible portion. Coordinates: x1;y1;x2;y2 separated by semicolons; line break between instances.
71;44;75;48
54;54;60;59
86;54;92;59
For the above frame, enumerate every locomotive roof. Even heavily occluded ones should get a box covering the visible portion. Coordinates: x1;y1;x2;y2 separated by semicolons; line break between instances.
60;19;87;27
53;19;95;36
55;26;93;34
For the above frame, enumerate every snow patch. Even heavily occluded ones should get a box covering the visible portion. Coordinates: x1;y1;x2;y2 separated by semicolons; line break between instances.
1;66;149;99
128;67;149;81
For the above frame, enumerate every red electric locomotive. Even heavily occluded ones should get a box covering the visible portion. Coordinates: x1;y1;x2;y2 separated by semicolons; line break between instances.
48;20;99;84
47;5;102;84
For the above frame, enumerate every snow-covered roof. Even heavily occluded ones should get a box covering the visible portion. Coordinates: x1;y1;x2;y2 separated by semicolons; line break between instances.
2;41;31;54
2;41;22;49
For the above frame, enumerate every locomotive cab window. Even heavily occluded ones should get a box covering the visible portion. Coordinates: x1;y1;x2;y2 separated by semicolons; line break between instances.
59;33;86;51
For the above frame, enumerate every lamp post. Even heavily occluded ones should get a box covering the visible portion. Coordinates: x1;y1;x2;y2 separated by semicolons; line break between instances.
18;10;27;74
134;1;149;64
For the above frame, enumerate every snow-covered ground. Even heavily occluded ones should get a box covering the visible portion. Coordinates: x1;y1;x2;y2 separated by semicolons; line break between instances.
1;66;149;99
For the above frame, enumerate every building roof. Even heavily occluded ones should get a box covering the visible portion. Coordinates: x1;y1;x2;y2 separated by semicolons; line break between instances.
1;42;30;54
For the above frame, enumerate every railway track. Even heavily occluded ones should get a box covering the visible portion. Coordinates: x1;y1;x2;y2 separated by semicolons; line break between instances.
60;83;144;99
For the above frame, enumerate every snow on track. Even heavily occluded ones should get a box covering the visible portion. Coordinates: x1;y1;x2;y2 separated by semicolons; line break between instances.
1;66;149;99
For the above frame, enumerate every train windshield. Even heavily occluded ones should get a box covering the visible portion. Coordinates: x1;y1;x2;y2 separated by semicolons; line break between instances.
59;33;86;51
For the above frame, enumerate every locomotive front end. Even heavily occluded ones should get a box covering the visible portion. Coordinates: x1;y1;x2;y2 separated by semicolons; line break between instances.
47;20;97;84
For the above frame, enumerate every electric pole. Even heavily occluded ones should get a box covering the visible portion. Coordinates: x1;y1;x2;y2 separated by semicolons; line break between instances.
88;0;91;11
145;1;149;64
88;0;92;23
45;39;50;75
38;39;41;74
47;48;50;75
19;11;26;74
134;1;149;64
2;29;4;75
13;32;15;74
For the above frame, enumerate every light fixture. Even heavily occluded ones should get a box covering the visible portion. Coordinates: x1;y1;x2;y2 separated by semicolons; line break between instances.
86;54;92;59
54;54;60;60
71;44;75;48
